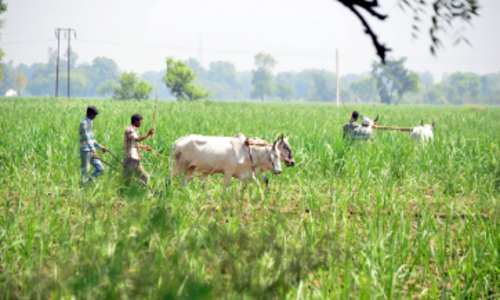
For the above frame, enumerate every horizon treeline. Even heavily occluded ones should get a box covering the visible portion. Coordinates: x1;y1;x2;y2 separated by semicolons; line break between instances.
1;48;499;105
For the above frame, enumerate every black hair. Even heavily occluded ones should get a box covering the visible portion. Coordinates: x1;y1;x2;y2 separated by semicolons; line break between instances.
131;113;143;124
352;110;359;119
87;106;98;116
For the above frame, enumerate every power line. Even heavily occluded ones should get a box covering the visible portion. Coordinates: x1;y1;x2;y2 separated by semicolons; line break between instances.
1;39;54;45
2;37;500;68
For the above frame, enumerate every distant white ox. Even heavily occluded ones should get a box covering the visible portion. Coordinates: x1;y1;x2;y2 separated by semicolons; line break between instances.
170;133;282;190
410;121;435;143
4;89;17;97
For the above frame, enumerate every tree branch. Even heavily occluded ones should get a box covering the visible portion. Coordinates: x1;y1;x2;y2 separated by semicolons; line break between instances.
337;0;391;63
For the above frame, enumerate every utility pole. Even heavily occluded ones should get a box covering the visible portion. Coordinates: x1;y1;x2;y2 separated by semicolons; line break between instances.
55;29;60;97
54;28;76;98
336;49;339;107
67;28;76;98
198;32;203;68
67;28;71;98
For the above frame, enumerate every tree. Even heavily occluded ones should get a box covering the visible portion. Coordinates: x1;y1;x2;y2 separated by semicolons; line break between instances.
306;73;335;102
425;82;458;104
0;61;14;95
275;83;296;101
14;72;27;95
163;57;212;101
336;0;479;62
424;84;450;105
447;72;481;102
185;58;204;74
350;77;377;102
205;61;240;88
199;61;243;100
480;72;500;95
418;71;434;91
113;71;154;100
26;76;53;96
96;80;117;97
57;73;88;96
114;72;137;99
92;57;120;82
250;53;277;101
371;58;419;105
134;79;154;99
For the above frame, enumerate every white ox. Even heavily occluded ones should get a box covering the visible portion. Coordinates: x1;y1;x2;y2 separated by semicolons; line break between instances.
4;89;17;97
170;133;282;190
410;121;435;143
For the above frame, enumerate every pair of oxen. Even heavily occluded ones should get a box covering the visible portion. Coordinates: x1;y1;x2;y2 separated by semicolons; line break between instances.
170;133;294;191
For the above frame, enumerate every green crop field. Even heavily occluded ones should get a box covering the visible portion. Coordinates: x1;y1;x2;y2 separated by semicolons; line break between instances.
0;97;499;299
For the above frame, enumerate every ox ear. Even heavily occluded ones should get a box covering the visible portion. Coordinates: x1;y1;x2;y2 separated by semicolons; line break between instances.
272;139;278;150
285;133;290;142
421;120;424;126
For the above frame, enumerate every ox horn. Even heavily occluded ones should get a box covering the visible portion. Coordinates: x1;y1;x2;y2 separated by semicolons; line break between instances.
280;133;284;141
432;121;435;128
421;120;424;126
374;115;379;123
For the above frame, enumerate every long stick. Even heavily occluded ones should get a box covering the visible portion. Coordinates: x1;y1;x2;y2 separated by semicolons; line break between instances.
95;158;120;172
96;158;146;187
152;86;159;133
342;102;350;115
373;126;413;132
106;149;125;167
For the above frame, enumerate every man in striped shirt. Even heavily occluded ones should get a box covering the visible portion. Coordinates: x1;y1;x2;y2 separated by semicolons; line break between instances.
79;106;108;183
123;113;154;186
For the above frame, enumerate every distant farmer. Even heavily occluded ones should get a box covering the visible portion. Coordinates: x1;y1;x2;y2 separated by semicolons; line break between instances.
343;110;360;138
352;116;379;141
80;106;108;184
123;113;155;187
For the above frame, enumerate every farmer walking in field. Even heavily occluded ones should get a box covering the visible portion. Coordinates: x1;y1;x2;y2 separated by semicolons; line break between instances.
343;110;360;138
80;106;108;184
123;113;155;187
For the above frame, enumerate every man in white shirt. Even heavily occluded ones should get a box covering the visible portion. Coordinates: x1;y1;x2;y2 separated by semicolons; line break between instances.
123;113;155;186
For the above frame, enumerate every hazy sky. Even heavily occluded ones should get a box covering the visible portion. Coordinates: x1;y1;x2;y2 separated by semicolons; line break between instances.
2;0;500;81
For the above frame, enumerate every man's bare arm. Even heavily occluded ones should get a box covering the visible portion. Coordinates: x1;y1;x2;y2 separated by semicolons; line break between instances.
137;145;152;151
135;128;155;142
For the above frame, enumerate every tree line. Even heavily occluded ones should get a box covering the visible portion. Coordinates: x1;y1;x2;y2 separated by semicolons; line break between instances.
1;48;499;105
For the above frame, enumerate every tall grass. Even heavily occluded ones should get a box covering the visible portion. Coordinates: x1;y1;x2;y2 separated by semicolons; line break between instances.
0;97;499;299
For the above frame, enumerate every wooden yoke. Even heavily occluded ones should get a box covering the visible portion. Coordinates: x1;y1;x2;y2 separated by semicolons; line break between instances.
247;137;271;147
373;126;413;132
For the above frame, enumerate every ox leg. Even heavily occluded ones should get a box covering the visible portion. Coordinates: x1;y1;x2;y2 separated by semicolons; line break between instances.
223;173;233;190
199;173;209;190
181;167;196;186
220;173;234;200
260;174;269;192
